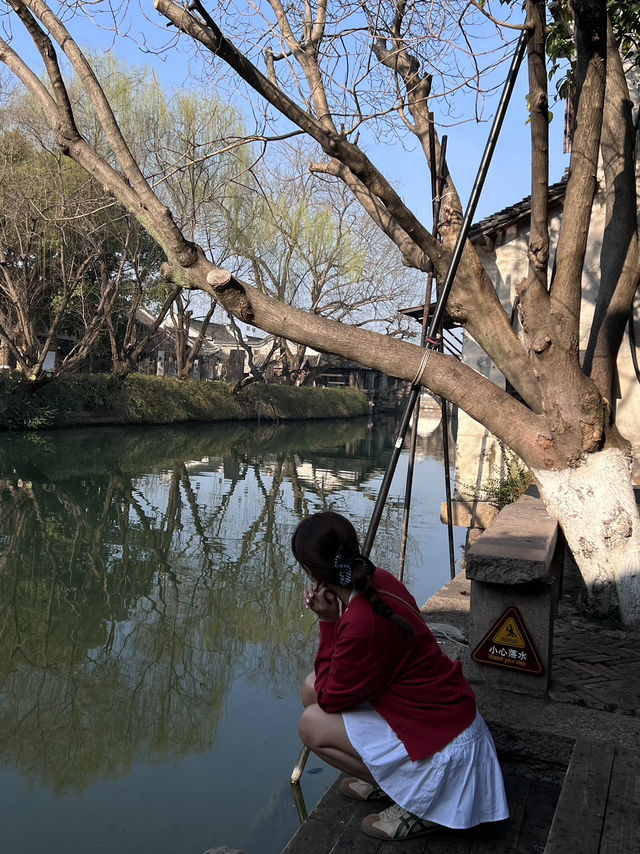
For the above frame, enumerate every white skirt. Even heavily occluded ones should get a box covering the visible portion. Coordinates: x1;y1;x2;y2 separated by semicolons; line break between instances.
342;707;509;829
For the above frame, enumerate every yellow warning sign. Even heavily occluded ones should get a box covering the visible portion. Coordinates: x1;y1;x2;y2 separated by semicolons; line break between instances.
472;606;544;676
492;617;526;648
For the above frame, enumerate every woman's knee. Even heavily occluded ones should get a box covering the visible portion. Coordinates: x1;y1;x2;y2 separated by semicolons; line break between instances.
298;706;318;748
299;704;350;752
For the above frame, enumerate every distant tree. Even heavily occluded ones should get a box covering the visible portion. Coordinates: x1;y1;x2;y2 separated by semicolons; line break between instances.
0;57;251;380
0;128;155;379
74;59;250;379
224;157;422;381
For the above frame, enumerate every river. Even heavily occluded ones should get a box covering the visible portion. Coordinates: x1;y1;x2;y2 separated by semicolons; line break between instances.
0;415;464;854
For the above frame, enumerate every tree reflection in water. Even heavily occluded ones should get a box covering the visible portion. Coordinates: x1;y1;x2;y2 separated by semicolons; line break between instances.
0;416;455;853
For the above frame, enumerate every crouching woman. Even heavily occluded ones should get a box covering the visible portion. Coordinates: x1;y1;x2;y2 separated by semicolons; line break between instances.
292;510;509;842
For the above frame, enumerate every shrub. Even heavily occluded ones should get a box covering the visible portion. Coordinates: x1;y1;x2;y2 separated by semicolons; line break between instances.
0;372;369;429
476;448;533;509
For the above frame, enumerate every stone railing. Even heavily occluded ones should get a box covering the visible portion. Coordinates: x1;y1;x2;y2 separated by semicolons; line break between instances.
464;492;564;697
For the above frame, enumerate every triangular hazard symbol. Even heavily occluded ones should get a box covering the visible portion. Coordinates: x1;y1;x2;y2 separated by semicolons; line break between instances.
492;617;525;648
472;606;544;676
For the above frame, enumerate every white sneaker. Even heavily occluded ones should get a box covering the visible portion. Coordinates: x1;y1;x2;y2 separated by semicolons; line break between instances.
361;802;440;839
338;776;388;802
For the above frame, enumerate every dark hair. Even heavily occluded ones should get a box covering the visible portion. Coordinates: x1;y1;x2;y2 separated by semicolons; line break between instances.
291;511;414;637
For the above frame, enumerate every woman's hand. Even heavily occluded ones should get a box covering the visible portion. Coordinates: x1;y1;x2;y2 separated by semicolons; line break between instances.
304;582;339;622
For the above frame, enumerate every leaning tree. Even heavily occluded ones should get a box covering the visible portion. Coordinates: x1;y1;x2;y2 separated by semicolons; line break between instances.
0;0;639;621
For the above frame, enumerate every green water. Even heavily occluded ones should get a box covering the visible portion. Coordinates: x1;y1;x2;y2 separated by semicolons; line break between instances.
0;416;463;854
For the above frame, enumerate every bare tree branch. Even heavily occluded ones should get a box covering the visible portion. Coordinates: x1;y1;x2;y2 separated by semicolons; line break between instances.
309;157;431;271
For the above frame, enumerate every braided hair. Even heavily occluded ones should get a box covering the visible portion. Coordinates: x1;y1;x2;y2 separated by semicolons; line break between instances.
291;511;414;637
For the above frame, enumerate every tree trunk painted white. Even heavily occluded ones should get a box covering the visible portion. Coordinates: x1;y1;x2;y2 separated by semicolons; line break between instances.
533;447;640;625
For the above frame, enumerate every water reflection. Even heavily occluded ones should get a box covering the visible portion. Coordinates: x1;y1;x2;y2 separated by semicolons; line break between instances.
0;417;460;854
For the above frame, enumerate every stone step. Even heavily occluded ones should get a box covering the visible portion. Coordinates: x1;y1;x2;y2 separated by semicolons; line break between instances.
543;739;640;854
282;764;559;853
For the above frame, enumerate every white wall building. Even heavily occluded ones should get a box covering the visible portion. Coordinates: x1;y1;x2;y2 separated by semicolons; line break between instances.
454;175;640;496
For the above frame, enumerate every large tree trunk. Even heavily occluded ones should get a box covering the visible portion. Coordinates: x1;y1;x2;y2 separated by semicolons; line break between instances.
534;447;640;623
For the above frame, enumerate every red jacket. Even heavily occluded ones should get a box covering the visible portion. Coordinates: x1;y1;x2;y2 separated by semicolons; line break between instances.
314;568;476;761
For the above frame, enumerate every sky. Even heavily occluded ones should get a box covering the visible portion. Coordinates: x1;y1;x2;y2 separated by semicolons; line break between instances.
1;1;570;228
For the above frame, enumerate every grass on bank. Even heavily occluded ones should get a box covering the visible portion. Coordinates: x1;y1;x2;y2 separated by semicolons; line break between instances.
0;373;370;429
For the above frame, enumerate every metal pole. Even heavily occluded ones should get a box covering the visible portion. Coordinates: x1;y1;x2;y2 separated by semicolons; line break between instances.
396;288;430;580
629;312;640;385
397;125;446;581
362;388;417;556
425;29;527;341
364;27;527;560
440;397;457;578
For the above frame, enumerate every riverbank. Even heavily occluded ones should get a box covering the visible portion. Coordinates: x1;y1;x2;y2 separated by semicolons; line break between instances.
0;373;369;429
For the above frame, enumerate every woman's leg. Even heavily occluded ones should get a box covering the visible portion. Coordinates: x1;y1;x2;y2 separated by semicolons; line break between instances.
301;671;317;707
299;703;376;784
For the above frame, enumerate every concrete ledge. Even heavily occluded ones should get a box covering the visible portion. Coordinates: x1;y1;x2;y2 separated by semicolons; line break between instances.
440;500;500;530
468;580;554;695
465;495;562;697
466;495;558;584
421;570;471;663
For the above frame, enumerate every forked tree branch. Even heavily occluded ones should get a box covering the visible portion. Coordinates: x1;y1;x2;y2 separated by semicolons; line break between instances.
184;298;217;375
263;0;334;129
551;0;607;348
585;18;640;400
0;320;29;374
370;28;463;233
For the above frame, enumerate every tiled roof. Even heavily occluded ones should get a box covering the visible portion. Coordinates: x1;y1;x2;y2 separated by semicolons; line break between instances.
189;319;238;344
468;173;568;241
